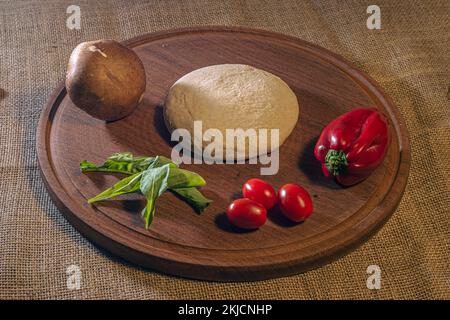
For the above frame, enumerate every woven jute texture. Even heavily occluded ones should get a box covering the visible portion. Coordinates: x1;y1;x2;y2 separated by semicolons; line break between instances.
0;0;449;299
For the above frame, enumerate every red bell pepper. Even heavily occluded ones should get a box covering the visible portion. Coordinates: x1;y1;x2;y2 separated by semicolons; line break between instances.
314;108;389;186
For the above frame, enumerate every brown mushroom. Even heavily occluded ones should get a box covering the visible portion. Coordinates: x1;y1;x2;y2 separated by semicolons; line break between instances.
66;39;146;121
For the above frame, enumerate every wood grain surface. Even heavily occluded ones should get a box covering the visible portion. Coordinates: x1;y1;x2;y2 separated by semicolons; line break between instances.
37;27;410;281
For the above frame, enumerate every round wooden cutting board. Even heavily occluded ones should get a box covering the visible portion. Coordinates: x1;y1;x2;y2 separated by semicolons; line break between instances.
37;27;410;281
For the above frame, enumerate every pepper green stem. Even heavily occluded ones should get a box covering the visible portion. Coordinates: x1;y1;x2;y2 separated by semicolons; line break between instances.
325;149;348;176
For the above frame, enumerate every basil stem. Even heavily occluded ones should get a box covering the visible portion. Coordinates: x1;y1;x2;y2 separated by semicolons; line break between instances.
171;187;212;214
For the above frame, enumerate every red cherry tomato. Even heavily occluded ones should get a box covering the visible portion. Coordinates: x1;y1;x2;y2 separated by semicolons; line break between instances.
278;184;313;222
226;198;267;229
242;178;277;210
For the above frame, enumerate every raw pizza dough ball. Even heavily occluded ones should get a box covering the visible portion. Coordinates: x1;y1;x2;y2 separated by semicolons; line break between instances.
164;64;299;160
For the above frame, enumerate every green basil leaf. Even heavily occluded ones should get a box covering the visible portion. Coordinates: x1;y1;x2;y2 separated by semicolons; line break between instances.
107;152;139;162
148;155;177;169
82;153;212;228
140;164;171;228
168;168;206;189
171;187;212;214
87;172;143;203
80;152;155;174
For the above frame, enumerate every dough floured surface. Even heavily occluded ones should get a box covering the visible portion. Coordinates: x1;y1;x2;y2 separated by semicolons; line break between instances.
164;64;299;159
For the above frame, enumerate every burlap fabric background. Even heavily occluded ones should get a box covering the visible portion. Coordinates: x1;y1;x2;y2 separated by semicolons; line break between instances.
0;0;448;299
